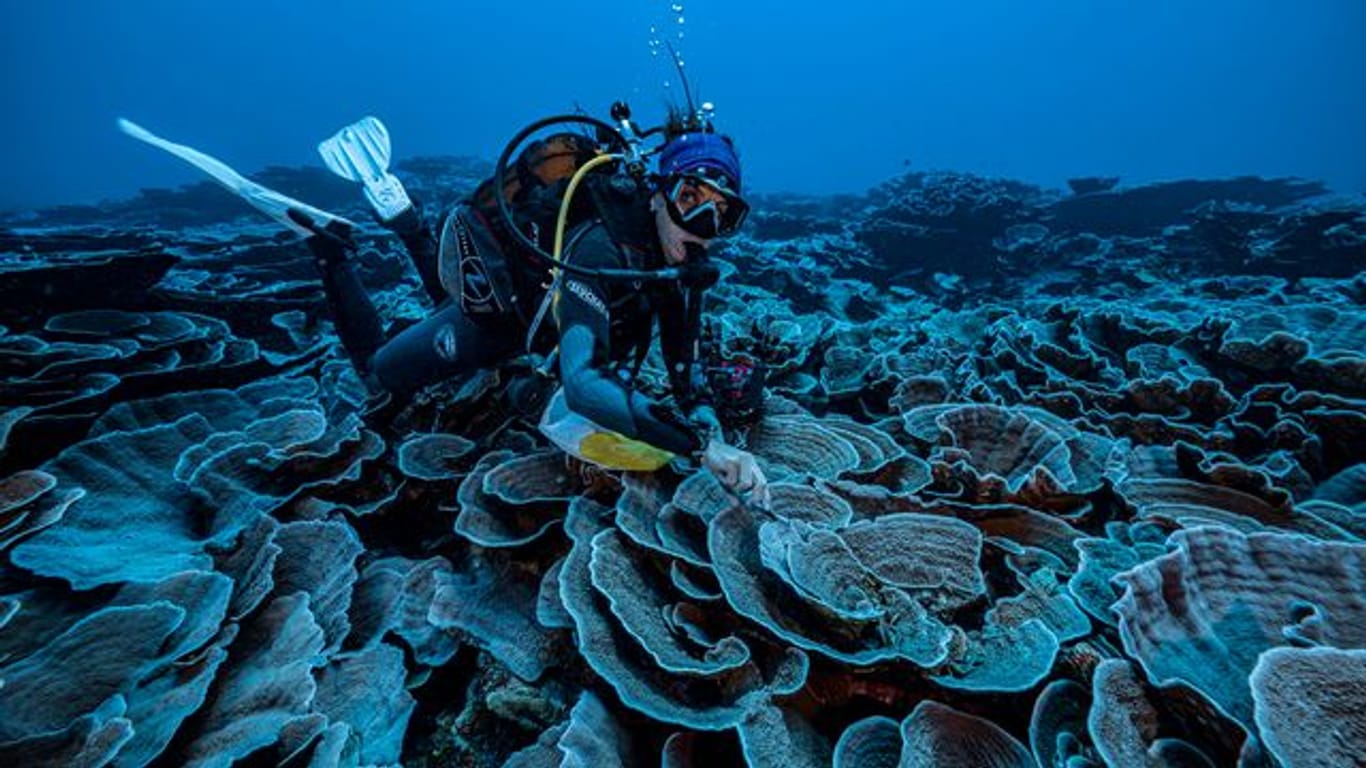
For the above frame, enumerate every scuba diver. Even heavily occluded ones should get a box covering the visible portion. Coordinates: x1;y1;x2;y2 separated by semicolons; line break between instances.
119;98;771;508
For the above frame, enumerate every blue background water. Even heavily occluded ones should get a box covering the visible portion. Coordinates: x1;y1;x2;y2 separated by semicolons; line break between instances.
3;0;1363;211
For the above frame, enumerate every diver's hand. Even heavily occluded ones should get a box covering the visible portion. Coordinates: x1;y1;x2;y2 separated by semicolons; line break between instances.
701;439;771;509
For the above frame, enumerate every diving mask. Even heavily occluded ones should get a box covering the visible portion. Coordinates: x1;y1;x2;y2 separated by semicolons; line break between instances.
665;172;749;239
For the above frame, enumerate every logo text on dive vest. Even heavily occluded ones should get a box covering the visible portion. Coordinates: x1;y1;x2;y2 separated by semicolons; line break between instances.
453;213;503;315
564;280;608;317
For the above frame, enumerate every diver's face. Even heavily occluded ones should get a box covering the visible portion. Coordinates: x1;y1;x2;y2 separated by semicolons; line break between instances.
652;192;712;265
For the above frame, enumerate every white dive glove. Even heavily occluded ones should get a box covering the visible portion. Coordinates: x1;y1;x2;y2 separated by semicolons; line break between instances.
701;437;771;510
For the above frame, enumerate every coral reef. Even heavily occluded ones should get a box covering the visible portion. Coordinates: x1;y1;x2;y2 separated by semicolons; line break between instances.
1;160;1364;766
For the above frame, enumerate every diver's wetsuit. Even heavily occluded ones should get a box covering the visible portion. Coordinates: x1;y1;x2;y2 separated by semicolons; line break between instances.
305;214;521;396
551;201;716;455
306;186;715;455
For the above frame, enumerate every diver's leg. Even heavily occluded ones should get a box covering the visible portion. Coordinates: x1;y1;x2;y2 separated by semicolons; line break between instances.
300;228;387;375
316;117;446;306
386;204;447;306
367;301;518;396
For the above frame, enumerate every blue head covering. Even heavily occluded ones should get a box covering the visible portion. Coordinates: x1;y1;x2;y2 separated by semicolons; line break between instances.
657;132;742;196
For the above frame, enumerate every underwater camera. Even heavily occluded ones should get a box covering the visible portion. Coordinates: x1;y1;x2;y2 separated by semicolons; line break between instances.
706;353;768;427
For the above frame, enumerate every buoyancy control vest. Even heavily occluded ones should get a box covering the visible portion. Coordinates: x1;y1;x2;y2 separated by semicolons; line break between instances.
436;132;651;342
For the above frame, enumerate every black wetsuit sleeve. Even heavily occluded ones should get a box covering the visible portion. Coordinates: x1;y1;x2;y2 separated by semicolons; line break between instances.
655;287;716;416
654;287;721;447
554;228;702;456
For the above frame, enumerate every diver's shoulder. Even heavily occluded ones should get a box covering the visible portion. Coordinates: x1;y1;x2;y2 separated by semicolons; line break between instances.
564;219;628;267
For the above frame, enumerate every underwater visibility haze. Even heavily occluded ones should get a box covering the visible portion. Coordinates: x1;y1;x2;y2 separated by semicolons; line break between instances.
1;1;1364;766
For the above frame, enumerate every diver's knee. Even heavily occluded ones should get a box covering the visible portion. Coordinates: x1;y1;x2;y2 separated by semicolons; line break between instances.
365;318;463;396
431;322;460;364
363;349;406;397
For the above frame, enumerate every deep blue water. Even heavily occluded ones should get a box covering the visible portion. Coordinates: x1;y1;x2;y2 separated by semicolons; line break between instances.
3;0;1364;210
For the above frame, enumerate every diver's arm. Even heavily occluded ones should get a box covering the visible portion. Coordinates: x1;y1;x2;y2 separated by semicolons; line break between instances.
556;269;769;505
655;287;720;429
652;284;767;505
553;260;702;456
557;322;701;456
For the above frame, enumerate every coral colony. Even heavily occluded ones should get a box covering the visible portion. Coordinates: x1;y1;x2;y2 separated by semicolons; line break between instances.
1;160;1363;766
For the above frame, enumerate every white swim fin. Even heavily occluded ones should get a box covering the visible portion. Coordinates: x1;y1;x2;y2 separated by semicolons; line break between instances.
118;117;355;238
318;116;413;222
